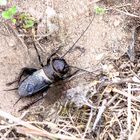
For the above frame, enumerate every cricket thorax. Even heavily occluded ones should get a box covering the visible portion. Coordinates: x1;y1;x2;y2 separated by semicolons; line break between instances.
35;69;52;83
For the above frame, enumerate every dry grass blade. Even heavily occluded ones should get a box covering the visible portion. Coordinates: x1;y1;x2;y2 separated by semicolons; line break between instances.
131;113;140;140
1;1;140;140
112;88;140;102
16;127;83;140
82;108;93;139
115;9;140;18
92;94;119;131
127;83;132;140
6;23;29;52
92;99;107;131
0;110;87;140
127;27;137;62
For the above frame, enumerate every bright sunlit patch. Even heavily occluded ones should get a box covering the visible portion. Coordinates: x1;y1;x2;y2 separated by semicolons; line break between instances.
0;0;7;5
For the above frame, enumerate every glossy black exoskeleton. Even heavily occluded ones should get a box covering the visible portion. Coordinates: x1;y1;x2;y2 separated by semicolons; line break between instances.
18;57;69;97
6;54;73;111
6;15;95;111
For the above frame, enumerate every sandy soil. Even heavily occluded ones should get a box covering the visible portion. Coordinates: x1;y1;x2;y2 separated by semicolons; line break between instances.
0;0;130;115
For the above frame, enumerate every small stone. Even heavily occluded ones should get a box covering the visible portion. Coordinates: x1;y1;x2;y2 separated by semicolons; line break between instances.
8;119;13;124
8;38;16;47
0;120;5;125
114;19;120;27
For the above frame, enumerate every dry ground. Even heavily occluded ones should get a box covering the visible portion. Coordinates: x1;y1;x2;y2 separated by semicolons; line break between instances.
0;0;129;114
0;0;140;140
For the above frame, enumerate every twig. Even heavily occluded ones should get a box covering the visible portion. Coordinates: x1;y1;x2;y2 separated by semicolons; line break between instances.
100;77;140;88
105;3;132;12
92;94;121;131
112;88;140;103
127;26;137;62
6;23;29;52
92;99;107;131
67;112;83;138
127;83;132;140
114;9;140;18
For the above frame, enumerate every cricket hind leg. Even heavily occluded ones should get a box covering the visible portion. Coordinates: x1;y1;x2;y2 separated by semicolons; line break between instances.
6;67;37;86
5;68;37;106
5;67;37;94
18;87;49;112
18;94;45;112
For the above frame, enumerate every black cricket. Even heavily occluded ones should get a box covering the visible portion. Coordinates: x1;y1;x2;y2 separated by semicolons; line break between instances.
6;15;95;111
7;52;73;111
18;55;70;97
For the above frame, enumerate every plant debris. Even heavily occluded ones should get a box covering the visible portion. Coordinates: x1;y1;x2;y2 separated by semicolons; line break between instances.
1;0;140;140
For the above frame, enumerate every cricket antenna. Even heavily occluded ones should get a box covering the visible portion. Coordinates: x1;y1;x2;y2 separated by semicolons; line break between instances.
69;65;98;74
61;13;95;58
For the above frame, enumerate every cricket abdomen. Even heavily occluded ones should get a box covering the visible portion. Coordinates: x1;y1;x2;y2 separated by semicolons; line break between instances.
18;69;52;97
